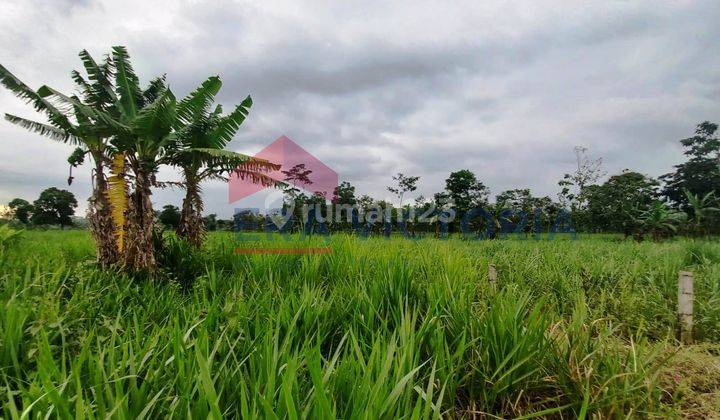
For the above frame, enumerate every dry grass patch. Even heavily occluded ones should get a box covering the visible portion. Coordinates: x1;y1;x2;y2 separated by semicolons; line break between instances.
660;343;720;418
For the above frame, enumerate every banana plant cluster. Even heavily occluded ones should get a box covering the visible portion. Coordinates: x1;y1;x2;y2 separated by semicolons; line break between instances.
0;46;279;271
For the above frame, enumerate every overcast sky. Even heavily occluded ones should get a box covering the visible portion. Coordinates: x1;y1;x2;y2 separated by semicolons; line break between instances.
1;0;718;217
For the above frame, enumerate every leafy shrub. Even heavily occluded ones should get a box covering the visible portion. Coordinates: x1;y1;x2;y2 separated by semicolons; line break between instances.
462;287;553;414
0;224;22;251
153;229;206;289
0;225;22;267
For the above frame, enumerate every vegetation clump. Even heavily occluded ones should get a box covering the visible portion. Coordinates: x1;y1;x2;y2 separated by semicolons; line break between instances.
0;47;278;271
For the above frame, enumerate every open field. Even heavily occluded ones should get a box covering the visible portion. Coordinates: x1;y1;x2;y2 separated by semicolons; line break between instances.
1;1;718;418
1;231;720;418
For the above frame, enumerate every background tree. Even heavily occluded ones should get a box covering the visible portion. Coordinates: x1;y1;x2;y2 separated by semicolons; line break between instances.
332;181;357;205
632;201;686;241
443;169;489;215
279;164;316;231
234;209;264;232
202;213;218;231
558;146;605;210
407;195;435;234
661;121;720;210
495;189;533;213
357;194;374;215
282;164;313;198
30;188;77;228
684;189;718;236
158;205;181;230
331;181;357;231
387;173;419;207
495;189;557;234
433;192;450;208
8;198;33;224
584;170;659;235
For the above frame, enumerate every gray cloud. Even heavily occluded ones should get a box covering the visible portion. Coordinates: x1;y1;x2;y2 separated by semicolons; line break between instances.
1;0;718;217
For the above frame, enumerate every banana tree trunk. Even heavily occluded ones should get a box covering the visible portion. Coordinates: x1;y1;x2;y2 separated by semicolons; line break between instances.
87;152;119;267
124;166;156;271
177;176;205;248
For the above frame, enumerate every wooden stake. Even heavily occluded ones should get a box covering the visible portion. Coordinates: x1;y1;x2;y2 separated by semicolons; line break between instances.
488;264;497;291
678;271;694;345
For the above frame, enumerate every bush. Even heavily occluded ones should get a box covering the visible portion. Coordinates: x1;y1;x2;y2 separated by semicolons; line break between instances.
153;229;206;289
0;225;22;267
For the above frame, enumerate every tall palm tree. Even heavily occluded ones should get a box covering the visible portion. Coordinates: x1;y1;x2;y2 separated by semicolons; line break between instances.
167;76;279;247
684;189;719;236
0;52;121;266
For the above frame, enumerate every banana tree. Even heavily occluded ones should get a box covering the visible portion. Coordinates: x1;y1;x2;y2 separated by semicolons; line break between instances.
4;46;281;270
38;47;176;271
0;52;122;266
167;76;279;247
633;201;687;241
684;189;719;236
105;47;176;271
95;48;277;265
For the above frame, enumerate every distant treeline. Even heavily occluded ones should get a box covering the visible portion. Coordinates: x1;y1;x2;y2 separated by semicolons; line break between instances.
219;121;719;240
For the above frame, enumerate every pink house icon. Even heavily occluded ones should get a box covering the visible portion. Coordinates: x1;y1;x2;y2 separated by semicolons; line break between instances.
229;135;339;203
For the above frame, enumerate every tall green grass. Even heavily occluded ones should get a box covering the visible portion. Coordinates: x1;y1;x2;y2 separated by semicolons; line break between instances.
1;231;718;417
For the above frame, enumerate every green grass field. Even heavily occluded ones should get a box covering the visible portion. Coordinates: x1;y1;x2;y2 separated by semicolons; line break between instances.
1;230;719;418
